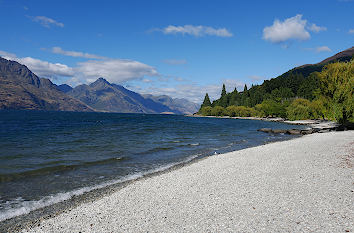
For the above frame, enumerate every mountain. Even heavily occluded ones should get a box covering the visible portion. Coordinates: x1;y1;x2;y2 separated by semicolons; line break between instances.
56;84;73;93
67;78;179;114
0;57;94;111
318;46;354;65
143;94;199;114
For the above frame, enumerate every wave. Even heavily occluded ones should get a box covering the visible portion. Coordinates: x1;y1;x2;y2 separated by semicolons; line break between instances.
0;157;127;183
0;154;199;222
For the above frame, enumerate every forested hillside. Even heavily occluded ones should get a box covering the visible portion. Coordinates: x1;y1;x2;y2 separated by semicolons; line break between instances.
199;47;354;125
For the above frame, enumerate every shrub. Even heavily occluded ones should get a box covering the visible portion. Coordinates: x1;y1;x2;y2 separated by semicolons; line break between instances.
211;106;225;116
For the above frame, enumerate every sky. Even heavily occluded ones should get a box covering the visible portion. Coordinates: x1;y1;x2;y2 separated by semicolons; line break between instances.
0;0;353;103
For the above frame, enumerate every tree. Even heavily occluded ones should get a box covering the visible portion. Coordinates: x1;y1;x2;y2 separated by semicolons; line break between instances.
243;84;248;92
286;98;312;120
219;84;228;107
315;60;354;124
201;93;212;108
211;106;225;116
221;84;227;97
199;106;213;116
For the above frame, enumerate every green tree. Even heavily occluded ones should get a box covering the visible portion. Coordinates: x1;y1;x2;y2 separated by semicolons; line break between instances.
211;106;226;116
315;60;354;124
286;98;312;120
221;84;227;97
243;84;248;92
219;84;228;107
199;106;213;116
201;93;212;108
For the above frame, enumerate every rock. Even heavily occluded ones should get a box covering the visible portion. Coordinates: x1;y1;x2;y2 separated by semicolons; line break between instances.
286;129;302;135
301;129;314;135
271;129;287;134
258;128;272;133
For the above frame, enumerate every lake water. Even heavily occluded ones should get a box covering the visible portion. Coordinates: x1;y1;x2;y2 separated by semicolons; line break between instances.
0;110;304;221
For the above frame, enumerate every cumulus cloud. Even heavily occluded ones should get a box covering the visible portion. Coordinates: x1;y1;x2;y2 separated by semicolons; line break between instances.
29;16;64;28
263;14;310;43
307;23;327;33
50;47;107;59
349;29;354;34
0;50;158;83
162;59;187;65
75;59;159;84
157;25;233;37
0;50;74;78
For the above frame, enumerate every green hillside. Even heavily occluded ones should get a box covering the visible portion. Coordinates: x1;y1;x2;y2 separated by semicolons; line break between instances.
199;47;354;125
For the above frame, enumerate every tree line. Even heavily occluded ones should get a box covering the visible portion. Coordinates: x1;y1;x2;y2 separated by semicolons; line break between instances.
198;59;353;125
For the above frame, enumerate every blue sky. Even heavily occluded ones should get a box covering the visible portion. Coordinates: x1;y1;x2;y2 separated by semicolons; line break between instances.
0;0;353;103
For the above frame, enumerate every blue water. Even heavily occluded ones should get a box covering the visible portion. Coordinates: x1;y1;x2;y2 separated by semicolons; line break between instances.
0;110;304;221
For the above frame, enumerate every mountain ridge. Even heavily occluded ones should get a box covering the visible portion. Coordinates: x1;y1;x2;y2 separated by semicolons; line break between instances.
0;57;94;112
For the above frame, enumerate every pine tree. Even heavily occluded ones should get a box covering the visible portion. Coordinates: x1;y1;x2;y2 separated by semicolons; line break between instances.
243;84;248;92
201;93;212;108
221;84;227;97
220;84;228;107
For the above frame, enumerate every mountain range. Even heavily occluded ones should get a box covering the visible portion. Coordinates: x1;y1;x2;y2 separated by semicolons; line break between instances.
0;57;199;114
0;57;94;112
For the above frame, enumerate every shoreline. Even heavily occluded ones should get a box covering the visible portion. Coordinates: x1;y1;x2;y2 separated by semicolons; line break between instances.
0;130;302;232
6;131;353;232
187;114;339;130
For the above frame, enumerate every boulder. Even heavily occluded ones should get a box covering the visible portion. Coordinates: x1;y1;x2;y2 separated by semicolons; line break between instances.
300;129;314;135
257;128;272;133
286;129;302;135
271;129;287;134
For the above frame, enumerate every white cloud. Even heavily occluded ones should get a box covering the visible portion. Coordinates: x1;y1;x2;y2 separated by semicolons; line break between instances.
75;59;159;84
349;29;354;34
0;50;17;59
0;50;74;78
308;23;327;33
305;46;332;53
30;16;64;28
315;46;332;53
248;75;265;82
263;14;310;43
162;59;187;65
158;25;233;37
50;47;106;59
135;79;245;103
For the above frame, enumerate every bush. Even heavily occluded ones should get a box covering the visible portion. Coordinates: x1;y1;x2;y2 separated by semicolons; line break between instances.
199;106;212;116
211;106;225;116
286;98;312;120
257;99;286;118
225;105;260;117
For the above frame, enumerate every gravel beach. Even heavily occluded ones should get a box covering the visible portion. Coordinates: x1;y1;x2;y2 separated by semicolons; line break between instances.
22;131;354;233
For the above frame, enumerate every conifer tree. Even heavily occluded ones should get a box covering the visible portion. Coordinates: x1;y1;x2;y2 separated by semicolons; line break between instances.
201;93;212;108
221;84;227;97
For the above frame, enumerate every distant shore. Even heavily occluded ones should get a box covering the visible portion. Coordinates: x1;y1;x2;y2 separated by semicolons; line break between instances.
17;131;354;232
187;114;339;130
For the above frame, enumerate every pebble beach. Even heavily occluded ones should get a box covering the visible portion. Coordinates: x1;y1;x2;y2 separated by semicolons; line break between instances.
20;131;354;233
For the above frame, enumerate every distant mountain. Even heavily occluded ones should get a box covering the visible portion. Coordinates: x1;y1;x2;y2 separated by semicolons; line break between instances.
0;57;94;112
67;78;180;114
56;84;73;93
143;94;199;114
